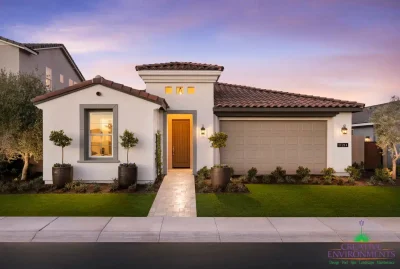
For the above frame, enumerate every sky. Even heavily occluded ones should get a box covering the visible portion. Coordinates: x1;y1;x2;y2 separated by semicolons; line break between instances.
1;0;399;106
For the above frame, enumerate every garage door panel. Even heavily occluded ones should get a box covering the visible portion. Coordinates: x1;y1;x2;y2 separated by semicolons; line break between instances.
221;120;327;175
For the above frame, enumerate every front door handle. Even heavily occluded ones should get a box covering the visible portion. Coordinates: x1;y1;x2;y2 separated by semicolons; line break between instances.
172;146;175;156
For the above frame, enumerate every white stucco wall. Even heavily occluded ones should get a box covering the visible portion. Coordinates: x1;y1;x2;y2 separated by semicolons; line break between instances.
0;43;19;73
219;112;353;175
37;84;161;184
143;73;219;172
327;112;353;175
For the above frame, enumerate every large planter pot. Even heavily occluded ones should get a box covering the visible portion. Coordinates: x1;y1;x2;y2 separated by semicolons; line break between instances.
52;166;73;188
210;167;231;188
118;165;138;189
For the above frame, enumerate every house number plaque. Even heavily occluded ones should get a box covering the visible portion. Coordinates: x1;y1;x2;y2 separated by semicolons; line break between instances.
337;143;348;147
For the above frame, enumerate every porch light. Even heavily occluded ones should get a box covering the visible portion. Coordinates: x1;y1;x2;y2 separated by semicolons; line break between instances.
200;125;206;136
341;124;348;134
365;136;371;142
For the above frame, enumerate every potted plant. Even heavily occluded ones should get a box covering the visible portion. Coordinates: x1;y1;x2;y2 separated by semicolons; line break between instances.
208;132;231;188
49;130;73;188
118;129;139;188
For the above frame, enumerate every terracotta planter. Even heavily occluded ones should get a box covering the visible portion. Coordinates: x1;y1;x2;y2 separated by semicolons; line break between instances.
210;167;231;188
52;166;73;188
118;165;138;188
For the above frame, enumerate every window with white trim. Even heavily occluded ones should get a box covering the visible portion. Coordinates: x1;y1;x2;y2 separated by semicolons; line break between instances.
69;79;73;86
60;74;64;83
89;111;113;157
45;67;52;90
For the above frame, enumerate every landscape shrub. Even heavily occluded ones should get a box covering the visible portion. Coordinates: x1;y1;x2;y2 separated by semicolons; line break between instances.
197;166;211;180
344;165;362;181
128;184;137;192
110;178;119;192
321;167;335;184
347;178;355;185
296;166;311;180
285;176;296;184
247;167;258;181
338;178;344;185
225;182;248;193
311;178;320;184
32;176;45;192
93;184;101;193
237;175;248;184
261;174;271;184
74;184;88;193
301;176;310;184
371;168;392;182
271;166;286;183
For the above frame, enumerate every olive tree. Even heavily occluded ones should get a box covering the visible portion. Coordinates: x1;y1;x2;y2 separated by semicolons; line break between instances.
119;129;139;163
0;70;46;180
370;96;400;179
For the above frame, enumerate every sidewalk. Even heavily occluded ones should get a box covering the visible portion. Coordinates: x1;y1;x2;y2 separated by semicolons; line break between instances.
0;217;400;242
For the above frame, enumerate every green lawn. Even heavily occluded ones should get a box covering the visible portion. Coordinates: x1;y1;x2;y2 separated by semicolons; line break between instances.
196;185;400;217
0;194;156;216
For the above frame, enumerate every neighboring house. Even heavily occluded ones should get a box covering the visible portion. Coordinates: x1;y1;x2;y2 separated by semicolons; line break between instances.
352;103;400;169
33;62;364;184
0;36;85;91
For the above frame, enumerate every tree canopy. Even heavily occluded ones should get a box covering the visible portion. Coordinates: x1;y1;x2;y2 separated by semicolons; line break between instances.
370;96;400;179
0;69;46;180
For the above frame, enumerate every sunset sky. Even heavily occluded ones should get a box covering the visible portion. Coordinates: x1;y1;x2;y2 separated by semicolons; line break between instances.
1;0;399;106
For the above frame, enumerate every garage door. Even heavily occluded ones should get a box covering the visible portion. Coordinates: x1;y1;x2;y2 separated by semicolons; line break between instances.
220;120;327;175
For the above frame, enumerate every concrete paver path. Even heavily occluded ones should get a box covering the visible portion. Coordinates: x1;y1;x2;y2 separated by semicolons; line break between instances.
148;170;196;217
1;217;400;242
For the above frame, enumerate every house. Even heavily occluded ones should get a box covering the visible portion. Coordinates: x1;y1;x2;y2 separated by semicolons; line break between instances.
0;36;85;91
33;62;364;184
352;103;400;170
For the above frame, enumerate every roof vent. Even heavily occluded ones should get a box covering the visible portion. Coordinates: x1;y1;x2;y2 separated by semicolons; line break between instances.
95;75;101;78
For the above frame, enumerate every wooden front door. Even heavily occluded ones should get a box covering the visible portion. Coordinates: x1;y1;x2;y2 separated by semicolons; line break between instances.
172;119;190;168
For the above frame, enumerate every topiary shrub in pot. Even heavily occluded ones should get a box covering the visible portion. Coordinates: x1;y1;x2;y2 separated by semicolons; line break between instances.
208;132;231;188
49;130;73;188
118;130;139;189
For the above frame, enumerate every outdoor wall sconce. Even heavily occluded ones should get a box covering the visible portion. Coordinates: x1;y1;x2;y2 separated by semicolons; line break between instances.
200;125;206;136
341;124;348;134
365;136;371;142
96;91;102;96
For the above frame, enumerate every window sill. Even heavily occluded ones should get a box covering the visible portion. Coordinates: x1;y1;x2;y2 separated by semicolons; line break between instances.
77;159;120;163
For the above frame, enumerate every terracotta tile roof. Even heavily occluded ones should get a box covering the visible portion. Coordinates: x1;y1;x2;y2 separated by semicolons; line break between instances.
32;76;169;110
135;62;224;71
214;82;364;109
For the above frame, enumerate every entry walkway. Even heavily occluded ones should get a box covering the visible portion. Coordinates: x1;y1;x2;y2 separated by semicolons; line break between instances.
148;169;196;217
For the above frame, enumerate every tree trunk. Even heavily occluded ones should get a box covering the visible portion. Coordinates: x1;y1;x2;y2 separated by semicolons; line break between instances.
127;149;129;163
62;147;64;164
392;159;397;180
21;154;30;181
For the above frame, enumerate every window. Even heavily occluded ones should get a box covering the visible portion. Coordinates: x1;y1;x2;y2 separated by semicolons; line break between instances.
188;86;195;94
74;81;77;85
60;74;64;83
176;86;184;95
165;86;172;94
69;79;73;86
45;67;52;90
79;104;118;163
89;111;113;157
